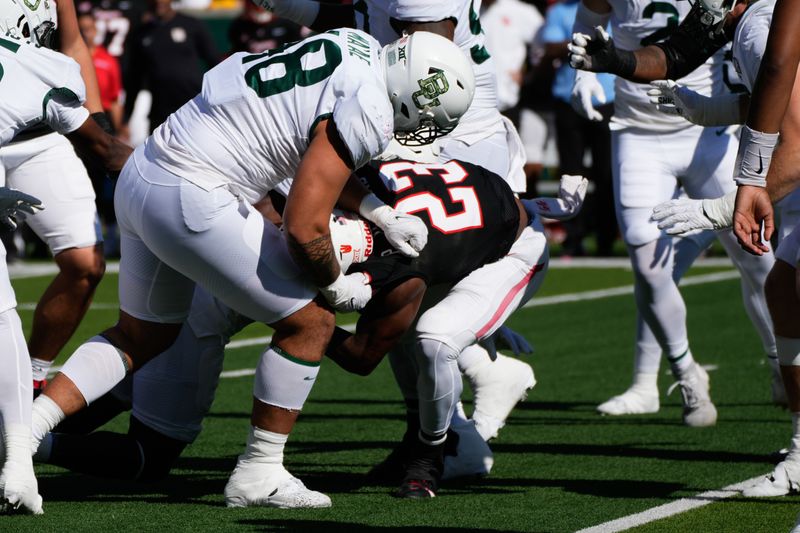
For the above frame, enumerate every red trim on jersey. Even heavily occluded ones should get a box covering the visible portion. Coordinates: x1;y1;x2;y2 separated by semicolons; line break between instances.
475;263;546;339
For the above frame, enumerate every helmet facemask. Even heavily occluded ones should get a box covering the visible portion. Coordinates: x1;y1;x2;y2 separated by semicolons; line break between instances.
0;0;58;48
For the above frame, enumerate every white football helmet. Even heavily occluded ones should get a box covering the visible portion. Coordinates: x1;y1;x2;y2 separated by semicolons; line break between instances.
0;0;57;48
694;0;739;31
329;209;373;272
382;31;475;146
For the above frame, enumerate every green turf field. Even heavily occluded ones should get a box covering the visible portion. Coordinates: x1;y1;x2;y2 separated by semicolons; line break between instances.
5;261;799;532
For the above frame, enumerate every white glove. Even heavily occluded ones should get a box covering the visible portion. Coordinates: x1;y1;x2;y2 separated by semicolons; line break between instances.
0;187;43;229
320;271;372;312
479;326;534;361
570;70;606;121
651;191;735;235
359;193;427;257
647;80;743;126
568;31;594;71
522;174;589;221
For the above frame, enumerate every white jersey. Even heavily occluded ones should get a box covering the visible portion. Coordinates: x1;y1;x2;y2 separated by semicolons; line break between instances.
732;0;775;93
607;0;725;132
0;37;89;146
145;29;393;204
482;0;543;111
354;0;505;142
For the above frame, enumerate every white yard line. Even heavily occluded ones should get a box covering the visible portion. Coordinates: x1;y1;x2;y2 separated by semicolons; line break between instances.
575;476;765;533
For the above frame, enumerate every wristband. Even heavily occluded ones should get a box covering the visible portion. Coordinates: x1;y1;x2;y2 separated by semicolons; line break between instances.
734;125;779;187
90;111;114;135
263;0;320;27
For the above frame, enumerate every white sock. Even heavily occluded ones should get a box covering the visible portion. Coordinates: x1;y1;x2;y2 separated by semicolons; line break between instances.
59;335;129;405
668;349;696;377
30;358;53;382
253;346;319;410
239;426;288;466
634;317;662;375
30;395;64;451
4;423;34;466
457;344;491;376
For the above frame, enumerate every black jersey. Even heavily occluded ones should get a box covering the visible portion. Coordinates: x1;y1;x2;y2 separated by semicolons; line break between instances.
349;159;520;294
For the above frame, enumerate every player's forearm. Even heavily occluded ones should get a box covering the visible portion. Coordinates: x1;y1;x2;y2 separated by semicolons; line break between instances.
630;47;668;82
285;230;340;288
326;328;386;376
67;118;132;175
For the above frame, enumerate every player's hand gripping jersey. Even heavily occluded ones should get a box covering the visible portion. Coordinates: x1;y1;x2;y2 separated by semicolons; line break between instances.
348;159;521;291
144;28;393;204
0;37;89;145
607;0;727;131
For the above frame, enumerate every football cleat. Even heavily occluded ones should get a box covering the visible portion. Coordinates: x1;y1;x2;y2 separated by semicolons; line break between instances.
742;460;800;498
442;406;493;480
667;363;717;427
468;354;536;441
394;478;437;499
224;464;331;509
393;455;442;499
597;385;660;416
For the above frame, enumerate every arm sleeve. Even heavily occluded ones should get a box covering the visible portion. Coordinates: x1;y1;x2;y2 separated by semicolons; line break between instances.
332;83;394;169
653;3;730;80
388;0;458;22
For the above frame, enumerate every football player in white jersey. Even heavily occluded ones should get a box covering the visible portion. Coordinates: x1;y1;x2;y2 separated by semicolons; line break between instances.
0;0;114;398
598;0;800;499
29;29;475;509
0;2;131;514
254;0;537;443
566;0;777;426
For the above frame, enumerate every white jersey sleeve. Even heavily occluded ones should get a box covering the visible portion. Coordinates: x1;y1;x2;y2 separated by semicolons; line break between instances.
388;0;460;22
0;38;88;145
732;0;775;93
332;83;393;169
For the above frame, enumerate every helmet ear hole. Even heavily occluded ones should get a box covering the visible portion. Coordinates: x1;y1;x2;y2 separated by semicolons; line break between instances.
400;103;410;119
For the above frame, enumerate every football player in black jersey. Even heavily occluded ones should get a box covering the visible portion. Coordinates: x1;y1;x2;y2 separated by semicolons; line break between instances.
33;157;586;501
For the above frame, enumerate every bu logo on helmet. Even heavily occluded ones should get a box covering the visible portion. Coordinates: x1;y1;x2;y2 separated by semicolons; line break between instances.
412;69;449;110
23;0;41;10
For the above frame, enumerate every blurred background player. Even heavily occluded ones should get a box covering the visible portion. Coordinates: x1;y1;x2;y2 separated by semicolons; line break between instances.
541;0;616;257
227;2;303;54
121;0;222;137
77;8;124;257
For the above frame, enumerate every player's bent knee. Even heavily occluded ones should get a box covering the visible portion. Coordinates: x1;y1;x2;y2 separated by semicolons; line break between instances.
129;416;187;482
55;245;106;286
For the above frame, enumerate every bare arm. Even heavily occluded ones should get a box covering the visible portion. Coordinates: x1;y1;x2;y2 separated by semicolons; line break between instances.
57;0;103;114
327;277;427;375
66;117;133;174
766;66;800;203
746;0;800;134
283;119;354;288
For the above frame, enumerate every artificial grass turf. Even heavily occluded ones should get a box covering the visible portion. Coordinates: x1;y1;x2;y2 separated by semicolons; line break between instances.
5;266;794;532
